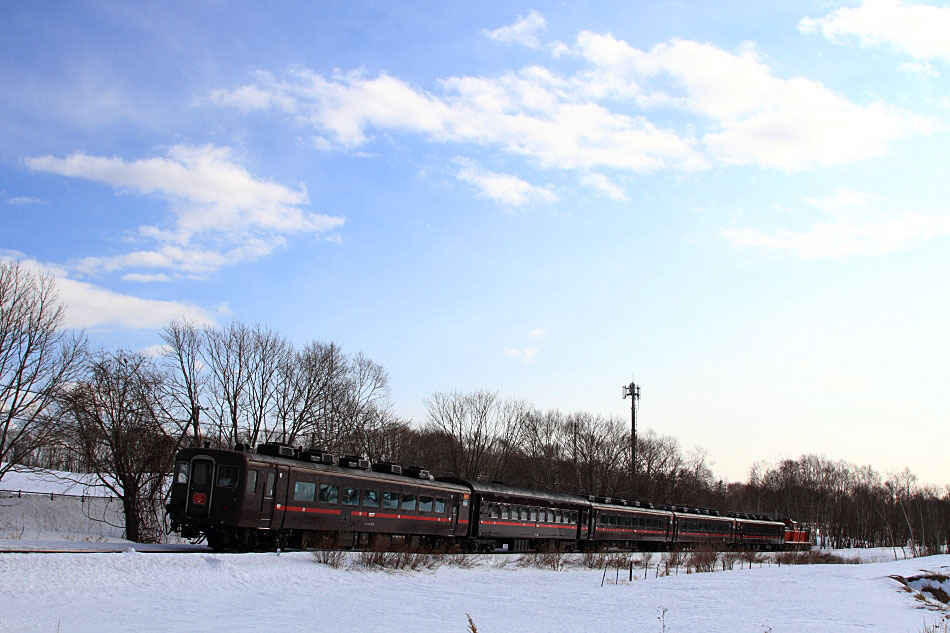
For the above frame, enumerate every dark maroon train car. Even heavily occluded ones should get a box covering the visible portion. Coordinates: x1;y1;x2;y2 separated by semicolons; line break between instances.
168;444;470;551
440;478;588;552
670;508;734;548
733;514;786;550
589;498;674;549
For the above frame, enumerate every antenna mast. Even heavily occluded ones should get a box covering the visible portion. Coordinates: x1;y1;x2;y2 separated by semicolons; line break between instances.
622;379;641;498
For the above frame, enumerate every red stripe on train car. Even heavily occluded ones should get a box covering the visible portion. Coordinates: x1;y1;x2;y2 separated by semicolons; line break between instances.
481;520;576;530
281;505;341;515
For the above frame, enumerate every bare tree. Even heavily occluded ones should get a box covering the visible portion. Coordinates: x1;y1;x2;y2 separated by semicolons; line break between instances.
160;320;207;446
202;322;252;447
60;350;178;542
0;261;85;480
244;324;288;445
424;390;527;480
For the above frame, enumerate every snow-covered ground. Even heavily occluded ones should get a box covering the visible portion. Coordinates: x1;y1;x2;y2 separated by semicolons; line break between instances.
0;549;948;633
2;465;949;632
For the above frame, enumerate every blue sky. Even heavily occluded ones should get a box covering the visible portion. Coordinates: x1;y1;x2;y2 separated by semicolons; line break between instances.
3;1;949;485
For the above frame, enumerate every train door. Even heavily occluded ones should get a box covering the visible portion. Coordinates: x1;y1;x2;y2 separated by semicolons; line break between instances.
186;456;215;518
578;508;589;540
449;493;463;537
260;467;278;527
268;465;290;530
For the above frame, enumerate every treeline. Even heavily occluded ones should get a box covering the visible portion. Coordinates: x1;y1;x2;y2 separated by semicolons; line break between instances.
727;457;950;554
2;260;949;549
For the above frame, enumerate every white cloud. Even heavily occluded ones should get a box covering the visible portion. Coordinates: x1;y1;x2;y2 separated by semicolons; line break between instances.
140;343;172;358
58;275;214;329
0;254;215;329
578;172;629;201
504;346;539;363
800;1;950;63
5;196;47;205
572;34;935;171
121;272;171;283
899;61;940;78
528;328;546;339
723;213;950;258
209;66;706;175
25;145;344;277
208;27;931;179
803;187;874;216
455;159;557;207
482;10;547;49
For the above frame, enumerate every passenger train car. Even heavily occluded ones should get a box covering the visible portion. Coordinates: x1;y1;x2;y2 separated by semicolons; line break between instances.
166;443;810;553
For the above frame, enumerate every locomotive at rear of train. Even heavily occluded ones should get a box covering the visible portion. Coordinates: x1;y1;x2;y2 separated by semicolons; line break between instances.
167;443;811;553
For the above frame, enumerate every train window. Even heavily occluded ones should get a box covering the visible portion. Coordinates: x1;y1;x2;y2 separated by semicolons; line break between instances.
599;514;607;526
529;508;538;522
216;465;239;488
554;510;561;523
174;461;190;485
571;511;577;523
264;472;276;498
624;516;632;527
547;510;554;523
520;507;529;521
609;515;618;527
246;470;258;494
435;498;446;513
319;484;339;504
294;481;316;502
192;461;211;486
489;505;500;519
401;494;417;511
383;492;398;509
342;487;359;506
501;506;510;520
362;490;380;507
419;497;433;512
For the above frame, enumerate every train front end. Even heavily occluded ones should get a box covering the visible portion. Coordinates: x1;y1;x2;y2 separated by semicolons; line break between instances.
167;447;249;542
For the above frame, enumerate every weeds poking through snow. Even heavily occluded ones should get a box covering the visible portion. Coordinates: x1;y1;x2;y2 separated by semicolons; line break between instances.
352;550;441;571
311;549;346;568
466;613;478;633
686;546;718;573
773;550;859;565
516;551;565;571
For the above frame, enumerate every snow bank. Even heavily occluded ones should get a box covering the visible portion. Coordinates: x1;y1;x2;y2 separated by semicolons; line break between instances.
1;551;947;633
0;463;116;496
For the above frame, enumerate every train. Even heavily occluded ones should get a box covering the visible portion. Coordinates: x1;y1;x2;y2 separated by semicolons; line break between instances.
166;442;812;553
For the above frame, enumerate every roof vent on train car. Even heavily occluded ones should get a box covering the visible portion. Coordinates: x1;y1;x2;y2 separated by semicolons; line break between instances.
595;496;613;504
300;449;335;464
339;455;371;470
403;466;433;480
371;461;403;475
257;442;294;458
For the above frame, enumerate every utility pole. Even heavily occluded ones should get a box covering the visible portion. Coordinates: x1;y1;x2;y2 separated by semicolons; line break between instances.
622;380;641;498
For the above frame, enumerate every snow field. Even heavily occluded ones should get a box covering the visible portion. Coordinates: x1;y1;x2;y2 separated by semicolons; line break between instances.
1;551;948;633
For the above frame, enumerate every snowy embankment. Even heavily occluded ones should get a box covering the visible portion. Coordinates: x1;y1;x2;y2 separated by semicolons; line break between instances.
0;464;127;542
1;551;948;633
